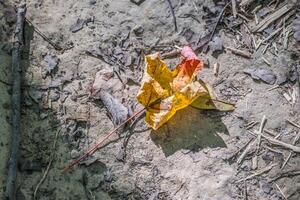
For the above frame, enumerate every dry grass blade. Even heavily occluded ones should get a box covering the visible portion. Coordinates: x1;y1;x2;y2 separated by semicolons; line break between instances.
252;5;292;32
286;119;300;129
33;129;61;199
281;132;300;169
255;131;300;153
237;163;277;183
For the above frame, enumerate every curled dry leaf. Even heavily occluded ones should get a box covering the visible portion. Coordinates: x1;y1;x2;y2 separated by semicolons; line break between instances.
136;46;235;130
244;68;277;85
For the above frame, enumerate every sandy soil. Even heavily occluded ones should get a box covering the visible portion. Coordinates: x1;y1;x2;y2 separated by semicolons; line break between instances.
1;0;300;199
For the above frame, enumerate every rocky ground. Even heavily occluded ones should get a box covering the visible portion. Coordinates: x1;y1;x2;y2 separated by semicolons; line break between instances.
1;0;300;199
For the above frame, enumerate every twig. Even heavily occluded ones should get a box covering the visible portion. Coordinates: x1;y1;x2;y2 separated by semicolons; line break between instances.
286;119;300;129
236;163;277;183
267;85;279;91
263;145;284;154
203;2;230;52
281;131;300;169
227;138;254;162
173;182;185;195
262;43;270;54
213;62;220;77
5;4;26;200
262;57;271;66
240;0;255;8
255;131;300;153
231;0;237;18
33;129;61;199
264;129;277;137
166;0;178;32
25;18;63;51
244;178;247;200
63;107;146;172
0;79;11;86
262;27;283;44
274;183;287;200
245;121;258;130
226;47;252;59
237;137;256;164
252;5;292;32
257;115;267;148
268;169;300;182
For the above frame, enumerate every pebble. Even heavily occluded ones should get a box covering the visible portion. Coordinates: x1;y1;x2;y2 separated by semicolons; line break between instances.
133;25;144;36
70;149;80;159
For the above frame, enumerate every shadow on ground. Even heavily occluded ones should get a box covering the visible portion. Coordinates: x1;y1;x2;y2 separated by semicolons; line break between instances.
150;106;228;157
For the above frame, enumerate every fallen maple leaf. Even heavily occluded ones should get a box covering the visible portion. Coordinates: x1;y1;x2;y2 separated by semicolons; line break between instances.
62;46;235;172
137;46;235;130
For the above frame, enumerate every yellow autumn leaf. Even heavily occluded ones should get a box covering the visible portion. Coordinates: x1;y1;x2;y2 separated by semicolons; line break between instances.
136;46;235;130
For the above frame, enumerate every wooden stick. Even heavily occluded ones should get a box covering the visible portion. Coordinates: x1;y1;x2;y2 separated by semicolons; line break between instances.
255;131;300;153
5;4;26;200
237;138;256;164
237;163;277;182
226;47;252;59
261;27;283;44
33;129;61;199
286;119;300;129
63;107;146;172
25;18;63;51
252;5;292;32
231;0;237;18
257;115;267;148
165;0;178;32
203;2;230;52
268;169;300;182
240;0;255;8
275;183;287;200
281;132;300;169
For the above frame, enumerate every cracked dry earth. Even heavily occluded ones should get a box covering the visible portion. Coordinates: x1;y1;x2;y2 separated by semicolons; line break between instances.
1;0;300;200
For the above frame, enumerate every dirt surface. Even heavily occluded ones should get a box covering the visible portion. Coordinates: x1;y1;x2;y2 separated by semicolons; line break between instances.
1;0;300;200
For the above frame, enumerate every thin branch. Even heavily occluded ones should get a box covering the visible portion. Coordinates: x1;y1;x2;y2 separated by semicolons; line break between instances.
33;129;61;199
63;107;146;172
237;163;277;183
166;0;178;32
5;4;26;199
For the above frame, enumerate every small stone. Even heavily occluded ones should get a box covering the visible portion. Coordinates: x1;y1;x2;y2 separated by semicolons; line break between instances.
133;25;144;36
40;112;48;119
202;148;210;154
261;181;273;194
70;149;80;159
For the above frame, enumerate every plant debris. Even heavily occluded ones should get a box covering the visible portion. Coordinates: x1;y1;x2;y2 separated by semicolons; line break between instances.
95;91;129;127
209;36;224;53
70;17;94;33
41;54;59;77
